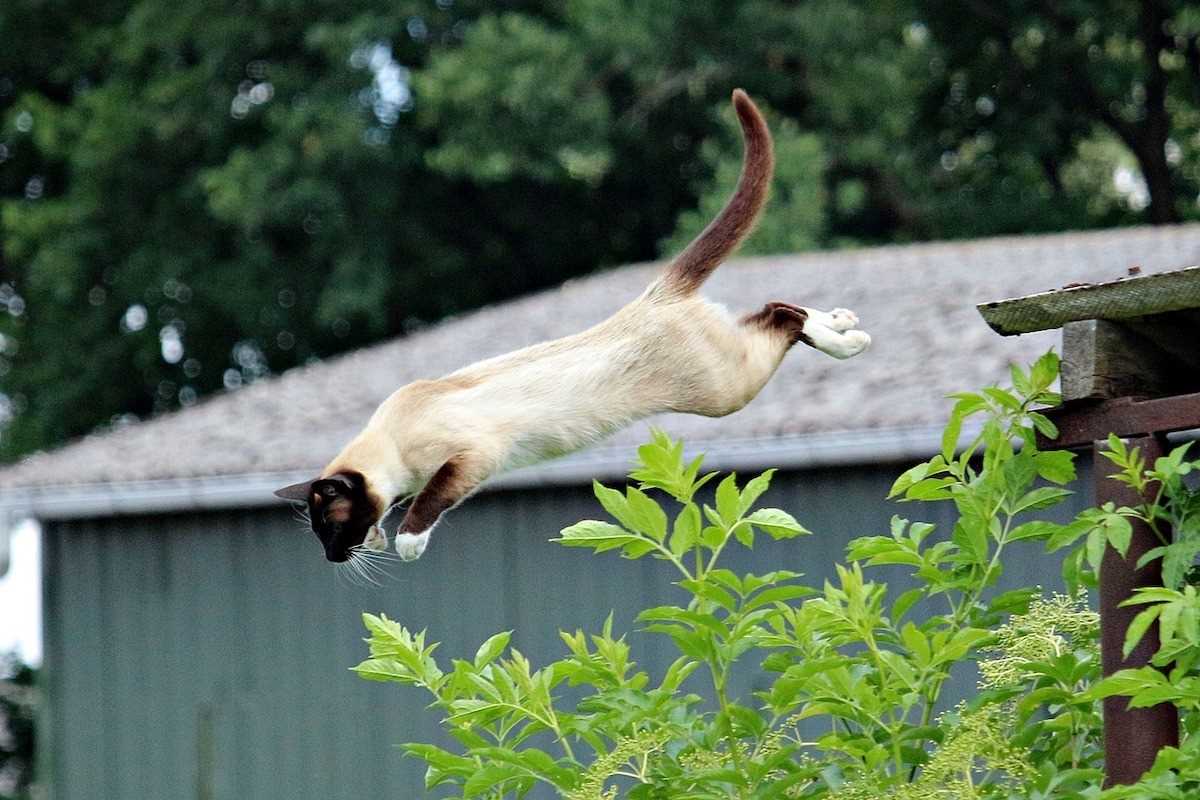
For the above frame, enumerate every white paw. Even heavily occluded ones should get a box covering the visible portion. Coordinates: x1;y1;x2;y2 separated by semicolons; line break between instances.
826;308;859;332
832;329;871;359
362;525;388;552
395;530;430;562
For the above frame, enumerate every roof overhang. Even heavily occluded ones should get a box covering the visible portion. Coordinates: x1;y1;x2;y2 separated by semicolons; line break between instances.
0;425;964;524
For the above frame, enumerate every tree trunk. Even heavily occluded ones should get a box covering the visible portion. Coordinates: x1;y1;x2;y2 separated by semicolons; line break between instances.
1138;0;1179;224
1137;143;1178;224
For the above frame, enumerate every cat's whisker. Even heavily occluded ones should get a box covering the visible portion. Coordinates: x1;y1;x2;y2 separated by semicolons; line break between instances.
360;562;391;584
343;555;377;588
348;552;382;587
342;560;366;587
333;560;361;588
354;546;401;562
348;547;399;582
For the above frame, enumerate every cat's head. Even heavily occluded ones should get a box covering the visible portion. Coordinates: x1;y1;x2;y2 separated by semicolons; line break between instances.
274;471;386;561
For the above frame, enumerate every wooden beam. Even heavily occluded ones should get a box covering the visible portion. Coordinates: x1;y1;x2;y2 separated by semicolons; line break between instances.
1060;318;1198;402
1038;393;1200;449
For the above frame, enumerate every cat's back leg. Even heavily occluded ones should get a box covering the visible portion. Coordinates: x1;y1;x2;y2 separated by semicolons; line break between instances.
740;302;871;360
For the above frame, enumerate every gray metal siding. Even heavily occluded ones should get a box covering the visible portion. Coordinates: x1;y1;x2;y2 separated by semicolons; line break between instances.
41;463;1091;799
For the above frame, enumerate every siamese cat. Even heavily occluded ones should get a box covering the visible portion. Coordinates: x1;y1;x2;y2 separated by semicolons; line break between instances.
275;89;871;564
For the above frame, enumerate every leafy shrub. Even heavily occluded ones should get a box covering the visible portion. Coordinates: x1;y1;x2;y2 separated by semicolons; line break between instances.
353;352;1200;798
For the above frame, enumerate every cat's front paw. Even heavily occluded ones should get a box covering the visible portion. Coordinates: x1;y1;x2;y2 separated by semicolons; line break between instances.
395;530;430;562
362;524;388;552
833;329;871;359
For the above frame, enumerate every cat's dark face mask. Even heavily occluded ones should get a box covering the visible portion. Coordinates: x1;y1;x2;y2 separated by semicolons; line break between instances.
274;471;382;562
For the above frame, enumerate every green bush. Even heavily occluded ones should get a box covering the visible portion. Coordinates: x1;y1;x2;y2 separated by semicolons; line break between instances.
353;352;1200;798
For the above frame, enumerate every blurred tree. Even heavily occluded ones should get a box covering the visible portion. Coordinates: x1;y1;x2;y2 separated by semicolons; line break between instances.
919;0;1200;226
0;653;35;800
0;0;1197;460
662;110;829;256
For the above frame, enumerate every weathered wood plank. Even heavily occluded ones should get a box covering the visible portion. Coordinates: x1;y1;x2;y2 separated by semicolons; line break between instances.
1061;319;1181;401
977;265;1200;336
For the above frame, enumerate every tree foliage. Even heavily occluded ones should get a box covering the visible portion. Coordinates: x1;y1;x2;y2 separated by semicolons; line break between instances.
2;0;1199;459
0;653;36;800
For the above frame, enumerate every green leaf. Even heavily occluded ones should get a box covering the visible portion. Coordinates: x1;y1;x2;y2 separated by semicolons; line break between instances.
1011;487;1073;514
1086;530;1106;572
1045;518;1093;552
1010;363;1032;396
680;579;738;611
463;762;524;797
984;386;1023;411
553;520;644;553
474;631;512;669
700;524;726;549
351;657;413;683
715;473;741;524
1105;516;1133;558
1030;350;1060;392
1120;587;1186;606
743;585;815;611
952;517;989;565
739;469;775;515
1034;450;1076;484
891;588;925;622
941;411;962;461
1002;451;1039;496
626;486;668;541
669;504;701;557
901;622;931;666
745;508;810;539
1008;520;1065;543
904;476;957;501
660;656;700;692
1027;412;1058;440
592;481;638;531
889;461;931;499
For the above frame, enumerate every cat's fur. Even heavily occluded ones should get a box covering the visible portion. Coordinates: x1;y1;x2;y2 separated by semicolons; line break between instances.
276;90;871;563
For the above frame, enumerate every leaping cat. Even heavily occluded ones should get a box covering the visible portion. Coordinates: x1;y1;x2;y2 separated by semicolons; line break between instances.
275;90;871;563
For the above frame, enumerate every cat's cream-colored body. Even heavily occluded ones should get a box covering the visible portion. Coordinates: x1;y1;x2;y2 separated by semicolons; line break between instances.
341;293;784;489
334;287;866;560
282;90;871;563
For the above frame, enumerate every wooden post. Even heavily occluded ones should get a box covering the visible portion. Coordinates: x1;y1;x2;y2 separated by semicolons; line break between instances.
1095;434;1177;786
978;266;1200;784
1043;396;1200;785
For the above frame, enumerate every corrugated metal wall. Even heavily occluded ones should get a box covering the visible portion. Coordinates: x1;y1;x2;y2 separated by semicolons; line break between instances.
40;462;1092;799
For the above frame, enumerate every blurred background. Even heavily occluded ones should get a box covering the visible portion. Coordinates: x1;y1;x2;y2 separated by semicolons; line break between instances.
2;0;1200;797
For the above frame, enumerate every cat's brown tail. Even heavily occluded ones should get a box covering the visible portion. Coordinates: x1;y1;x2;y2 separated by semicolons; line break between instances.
649;89;774;300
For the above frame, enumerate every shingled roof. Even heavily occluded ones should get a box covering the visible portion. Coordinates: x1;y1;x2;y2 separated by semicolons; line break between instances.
3;224;1200;515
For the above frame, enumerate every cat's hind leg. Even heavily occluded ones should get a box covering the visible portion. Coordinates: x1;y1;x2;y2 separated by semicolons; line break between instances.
802;321;871;359
805;307;859;333
741;302;870;360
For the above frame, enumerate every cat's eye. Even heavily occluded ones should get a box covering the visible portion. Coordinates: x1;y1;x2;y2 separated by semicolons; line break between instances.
321;484;339;497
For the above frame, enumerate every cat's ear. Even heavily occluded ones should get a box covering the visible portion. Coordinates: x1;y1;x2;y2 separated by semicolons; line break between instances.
274;479;316;502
